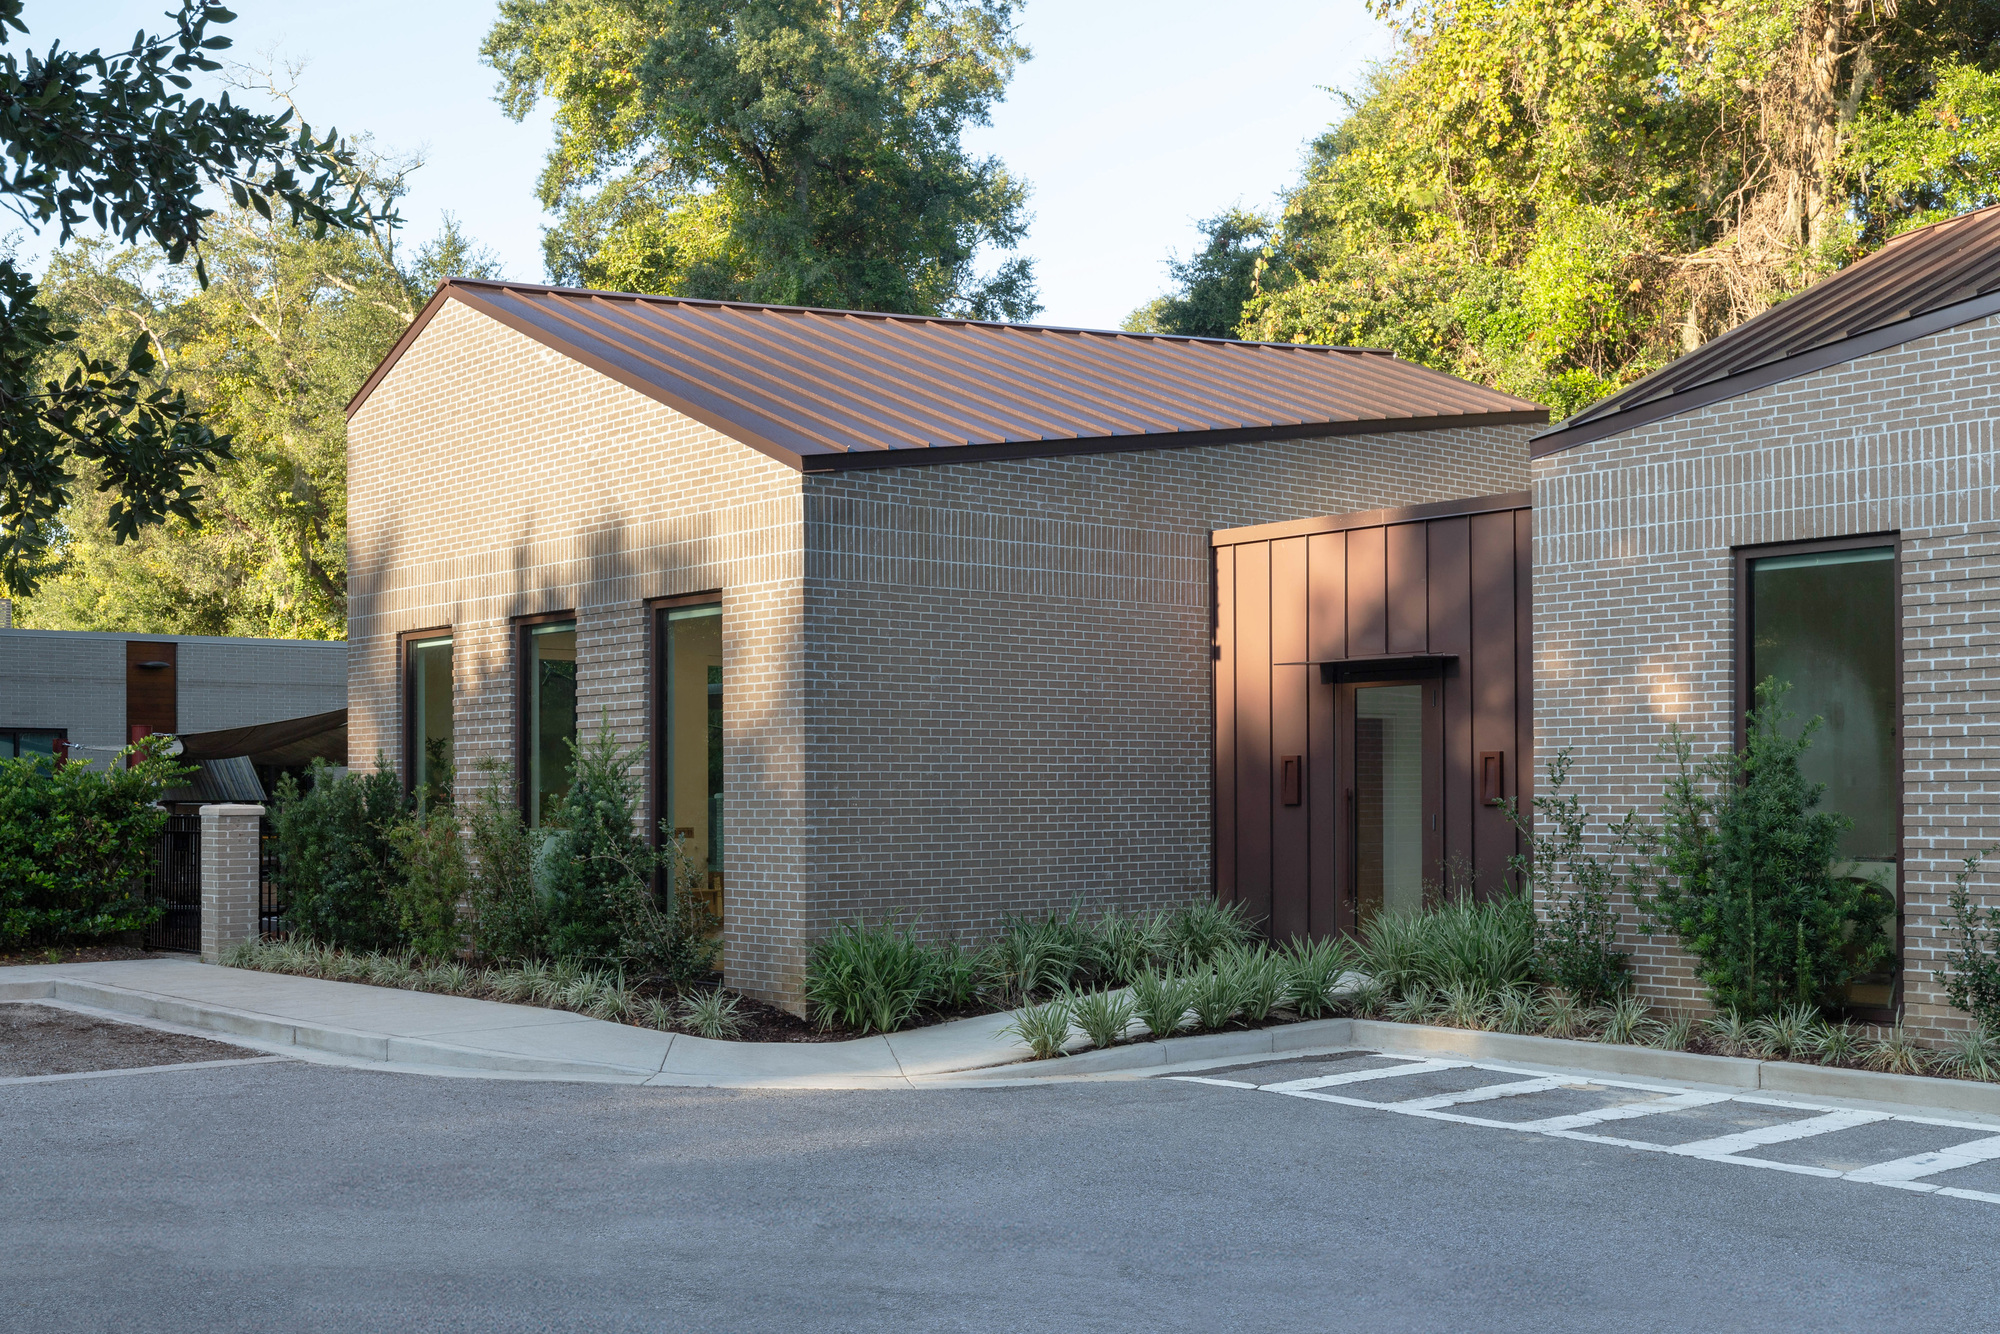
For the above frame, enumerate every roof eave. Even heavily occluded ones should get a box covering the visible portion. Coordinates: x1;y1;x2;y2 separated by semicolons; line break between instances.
794;409;1550;474
1533;288;2000;458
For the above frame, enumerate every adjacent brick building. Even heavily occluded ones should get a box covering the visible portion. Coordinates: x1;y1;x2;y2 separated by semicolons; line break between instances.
346;281;1541;1006
1533;206;2000;1040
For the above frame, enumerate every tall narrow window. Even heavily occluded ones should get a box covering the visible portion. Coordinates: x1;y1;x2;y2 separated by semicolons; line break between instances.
1745;541;1898;1006
524;620;578;827
1354;683;1427;927
660;603;723;924
407;635;452;805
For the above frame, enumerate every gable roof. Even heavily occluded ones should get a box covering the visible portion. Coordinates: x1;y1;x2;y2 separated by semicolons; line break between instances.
348;280;1546;474
1535;204;2000;456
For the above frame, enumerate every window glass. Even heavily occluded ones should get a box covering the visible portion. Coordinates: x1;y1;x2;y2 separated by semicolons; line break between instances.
409;636;452;806
1748;544;1897;1007
526;622;577;827
663;604;723;924
1;730;63;759
1354;683;1426;928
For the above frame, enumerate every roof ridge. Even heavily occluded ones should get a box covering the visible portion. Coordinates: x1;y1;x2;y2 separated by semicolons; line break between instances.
437;277;1400;356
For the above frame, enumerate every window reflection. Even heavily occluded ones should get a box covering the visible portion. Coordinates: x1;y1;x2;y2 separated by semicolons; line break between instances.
663;605;723;924
409;636;452;806
526;622;577;827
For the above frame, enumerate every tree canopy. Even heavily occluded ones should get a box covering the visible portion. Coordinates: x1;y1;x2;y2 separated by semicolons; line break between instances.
1122;209;1270;339
482;0;1039;319
0;0;377;595
1133;0;2000;417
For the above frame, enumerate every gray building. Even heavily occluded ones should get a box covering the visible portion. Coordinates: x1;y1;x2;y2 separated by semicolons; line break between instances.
0;623;346;777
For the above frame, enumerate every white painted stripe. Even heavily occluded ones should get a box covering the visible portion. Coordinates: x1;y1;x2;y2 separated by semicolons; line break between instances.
1389;1077;1561;1111
1843;1134;2000;1184
0;1055;292;1087
1667;1109;1889;1159
1168;1076;1258;1089
1259;1059;1463;1093
1513;1089;1733;1133
1936;1185;2000;1205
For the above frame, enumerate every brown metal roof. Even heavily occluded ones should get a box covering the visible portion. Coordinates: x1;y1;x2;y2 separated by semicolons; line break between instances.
1537;204;2000;455
349;280;1546;473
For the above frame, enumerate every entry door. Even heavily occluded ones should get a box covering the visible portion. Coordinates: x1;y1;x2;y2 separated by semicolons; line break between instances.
1335;677;1442;933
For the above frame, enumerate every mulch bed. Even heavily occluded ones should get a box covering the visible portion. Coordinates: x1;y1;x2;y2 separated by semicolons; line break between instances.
0;1003;263;1078
0;944;171;967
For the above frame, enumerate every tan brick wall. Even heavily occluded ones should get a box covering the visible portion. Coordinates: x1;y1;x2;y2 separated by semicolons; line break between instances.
350;296;1531;1007
1534;310;2000;1039
803;427;1534;942
347;300;808;1002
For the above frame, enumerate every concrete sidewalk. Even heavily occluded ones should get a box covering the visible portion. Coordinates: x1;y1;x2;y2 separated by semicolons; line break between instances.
0;958;1044;1087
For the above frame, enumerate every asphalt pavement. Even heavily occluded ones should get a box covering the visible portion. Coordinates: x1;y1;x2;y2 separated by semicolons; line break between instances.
6;1057;2000;1333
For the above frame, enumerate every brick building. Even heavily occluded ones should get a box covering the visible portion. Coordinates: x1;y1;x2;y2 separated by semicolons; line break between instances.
1533;205;2000;1039
345;280;1542;1007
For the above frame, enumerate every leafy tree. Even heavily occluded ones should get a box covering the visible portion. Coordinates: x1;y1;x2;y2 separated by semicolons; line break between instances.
1642;681;1896;1016
16;144;501;637
1224;0;2000;416
484;0;1039;319
0;735;192;948
0;0;376;595
1122;209;1271;338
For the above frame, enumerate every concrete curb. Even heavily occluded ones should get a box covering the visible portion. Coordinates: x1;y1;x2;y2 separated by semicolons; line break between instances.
953;1019;1358;1079
1352;1020;2000;1117
0;976;657;1078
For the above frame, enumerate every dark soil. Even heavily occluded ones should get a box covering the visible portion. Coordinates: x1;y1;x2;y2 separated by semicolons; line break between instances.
0;944;173;967
0;1003;264;1077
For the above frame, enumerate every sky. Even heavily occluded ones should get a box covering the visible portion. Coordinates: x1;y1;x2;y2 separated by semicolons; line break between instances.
29;1;1395;330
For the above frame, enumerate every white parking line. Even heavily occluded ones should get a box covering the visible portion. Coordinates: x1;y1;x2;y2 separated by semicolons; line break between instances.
1166;1052;2000;1209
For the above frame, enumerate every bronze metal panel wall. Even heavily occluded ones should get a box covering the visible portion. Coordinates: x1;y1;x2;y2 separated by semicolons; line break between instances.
1214;545;1238;907
1347;528;1387;657
1306;531;1346;662
1470;510;1520;890
1233;542;1273;926
1427;516;1474;885
125;641;178;742
1386;523;1428;654
1213;494;1531;937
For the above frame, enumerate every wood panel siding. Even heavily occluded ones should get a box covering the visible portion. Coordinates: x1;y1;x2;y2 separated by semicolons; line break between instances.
1213;494;1531;937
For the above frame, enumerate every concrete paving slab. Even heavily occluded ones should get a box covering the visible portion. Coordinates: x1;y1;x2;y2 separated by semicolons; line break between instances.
882;1010;1030;1076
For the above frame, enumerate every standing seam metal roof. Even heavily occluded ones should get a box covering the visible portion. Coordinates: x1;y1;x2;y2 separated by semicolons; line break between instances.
347;280;1546;472
1537;203;2000;455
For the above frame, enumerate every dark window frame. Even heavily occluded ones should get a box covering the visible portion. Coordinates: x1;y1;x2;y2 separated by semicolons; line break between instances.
399;626;453;797
1733;530;1902;1022
1;727;69;760
515;609;580;822
647;592;723;854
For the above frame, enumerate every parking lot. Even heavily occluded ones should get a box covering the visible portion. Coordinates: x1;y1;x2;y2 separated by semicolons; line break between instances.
1165;1049;2000;1206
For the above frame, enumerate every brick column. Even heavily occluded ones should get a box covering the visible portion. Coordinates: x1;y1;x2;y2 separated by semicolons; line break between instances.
200;803;265;963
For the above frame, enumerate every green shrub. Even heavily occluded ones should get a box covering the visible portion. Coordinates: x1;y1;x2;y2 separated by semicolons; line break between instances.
384;806;468;959
922;939;985;1010
1189;967;1245;1030
1068;987;1136;1049
804;920;932;1033
679;987;745;1040
1130;970;1194;1039
1358;894;1537;999
1163;898;1259;969
1644;682;1895;1016
1221;943;1286;1022
464;763;545;961
1280;936;1353;1018
538;717;654;962
1598;995;1652;1045
1940;848;2000;1033
1004;996;1073;1059
991;910;1090;1001
271;758;406;951
1940;1027;1999;1082
1506;749;1637;1003
0;737;188;948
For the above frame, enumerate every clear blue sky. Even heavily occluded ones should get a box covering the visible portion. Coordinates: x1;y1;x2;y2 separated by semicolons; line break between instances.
29;1;1394;330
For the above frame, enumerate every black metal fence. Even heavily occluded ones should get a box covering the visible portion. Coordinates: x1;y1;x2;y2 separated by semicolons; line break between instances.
144;813;202;953
259;817;286;939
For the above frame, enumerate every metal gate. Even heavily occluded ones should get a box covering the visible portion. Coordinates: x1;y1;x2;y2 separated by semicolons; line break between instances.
144;813;202;952
259;817;286;938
